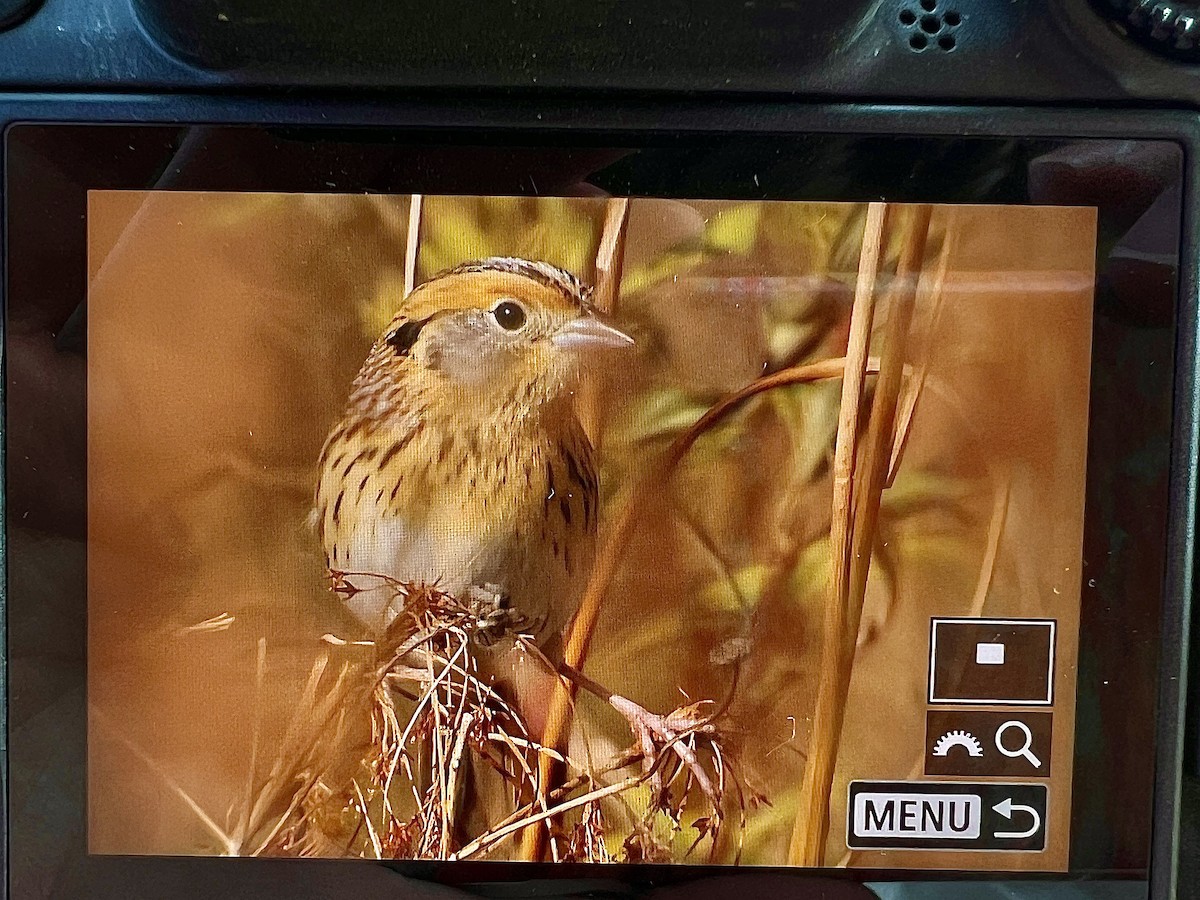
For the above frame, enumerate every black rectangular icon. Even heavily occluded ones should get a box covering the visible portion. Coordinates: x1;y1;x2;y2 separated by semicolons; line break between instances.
848;781;1047;852
929;618;1055;705
925;710;1052;778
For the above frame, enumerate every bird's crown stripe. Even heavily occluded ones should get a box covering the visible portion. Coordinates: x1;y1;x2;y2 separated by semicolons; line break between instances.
430;257;592;306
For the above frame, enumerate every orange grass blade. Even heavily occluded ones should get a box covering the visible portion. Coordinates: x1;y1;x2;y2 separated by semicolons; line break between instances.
788;203;934;867
970;471;1012;618
521;196;631;859
404;193;423;297
787;201;892;866
887;221;954;486
593;197;631;316
91;705;236;855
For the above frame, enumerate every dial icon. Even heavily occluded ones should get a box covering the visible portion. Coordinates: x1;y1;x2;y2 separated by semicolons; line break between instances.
931;729;984;758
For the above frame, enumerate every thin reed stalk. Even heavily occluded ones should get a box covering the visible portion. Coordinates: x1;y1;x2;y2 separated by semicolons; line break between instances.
232;637;267;849
837;466;1011;869
578;196;632;448
404;194;423;297
521;196;630;860
593;198;631;315
887;224;953;485
91;705;237;855
788;203;932;866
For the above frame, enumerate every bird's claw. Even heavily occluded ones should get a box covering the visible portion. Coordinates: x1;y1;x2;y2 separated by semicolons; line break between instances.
465;583;525;645
609;694;720;809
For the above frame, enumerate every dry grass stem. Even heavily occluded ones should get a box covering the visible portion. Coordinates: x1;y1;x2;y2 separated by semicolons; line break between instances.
970;471;1013;618
176;611;236;635
789;202;892;865
790;204;934;866
404;193;423;297
887;223;954;485
577;196;633;454
232;637;268;849
90;705;237;855
593;198;631;316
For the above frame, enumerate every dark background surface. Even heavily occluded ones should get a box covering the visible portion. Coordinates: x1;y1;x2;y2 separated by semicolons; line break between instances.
0;0;1196;105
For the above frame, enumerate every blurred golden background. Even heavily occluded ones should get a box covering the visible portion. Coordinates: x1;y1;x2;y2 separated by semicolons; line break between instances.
87;192;1094;869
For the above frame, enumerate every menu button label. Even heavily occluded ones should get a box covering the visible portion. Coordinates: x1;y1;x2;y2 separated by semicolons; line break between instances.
848;781;1047;852
853;791;981;840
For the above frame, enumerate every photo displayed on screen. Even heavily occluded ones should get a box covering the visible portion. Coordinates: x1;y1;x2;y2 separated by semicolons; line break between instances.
86;192;1094;870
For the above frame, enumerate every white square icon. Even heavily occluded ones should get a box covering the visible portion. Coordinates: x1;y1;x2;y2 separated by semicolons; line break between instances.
928;618;1056;706
975;642;1006;666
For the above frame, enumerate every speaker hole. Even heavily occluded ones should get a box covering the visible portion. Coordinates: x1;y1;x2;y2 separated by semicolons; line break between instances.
920;13;941;32
909;33;929;50
943;9;961;25
899;8;917;24
920;0;936;10
938;34;956;50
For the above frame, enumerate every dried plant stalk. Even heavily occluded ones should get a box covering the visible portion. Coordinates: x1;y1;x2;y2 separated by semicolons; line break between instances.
789;204;933;866
969;471;1012;617
523;197;631;861
887;224;953;485
592;198;631;315
849;229;953;643
846;206;933;648
404;194;423;297
185;578;737;864
787;203;890;865
231;637;267;849
577;197;633;449
90;705;238;855
837;465;1012;869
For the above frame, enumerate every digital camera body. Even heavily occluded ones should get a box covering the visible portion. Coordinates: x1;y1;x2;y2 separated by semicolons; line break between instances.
2;2;1197;898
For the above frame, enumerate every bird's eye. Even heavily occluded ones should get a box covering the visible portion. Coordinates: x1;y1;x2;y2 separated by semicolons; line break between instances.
492;300;527;332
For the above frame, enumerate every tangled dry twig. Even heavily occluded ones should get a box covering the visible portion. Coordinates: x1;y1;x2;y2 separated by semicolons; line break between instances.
203;575;745;862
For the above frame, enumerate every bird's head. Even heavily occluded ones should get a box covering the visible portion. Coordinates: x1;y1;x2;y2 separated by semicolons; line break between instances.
367;257;634;410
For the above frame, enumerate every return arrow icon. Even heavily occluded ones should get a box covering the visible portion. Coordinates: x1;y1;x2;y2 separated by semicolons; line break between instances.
992;797;1041;839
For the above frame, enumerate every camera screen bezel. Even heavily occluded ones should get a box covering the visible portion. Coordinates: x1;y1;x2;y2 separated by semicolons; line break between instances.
2;102;1196;898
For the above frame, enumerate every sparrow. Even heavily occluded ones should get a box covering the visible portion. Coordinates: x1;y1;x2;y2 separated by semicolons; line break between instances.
314;257;633;648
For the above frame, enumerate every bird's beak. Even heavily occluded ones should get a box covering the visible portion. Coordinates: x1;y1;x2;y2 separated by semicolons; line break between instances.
551;315;635;351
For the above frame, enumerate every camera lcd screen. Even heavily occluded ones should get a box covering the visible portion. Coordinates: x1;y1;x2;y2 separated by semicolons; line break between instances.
82;191;1092;870
3;125;1182;891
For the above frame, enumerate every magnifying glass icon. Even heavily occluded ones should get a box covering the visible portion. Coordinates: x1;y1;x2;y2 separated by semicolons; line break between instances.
995;720;1041;768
